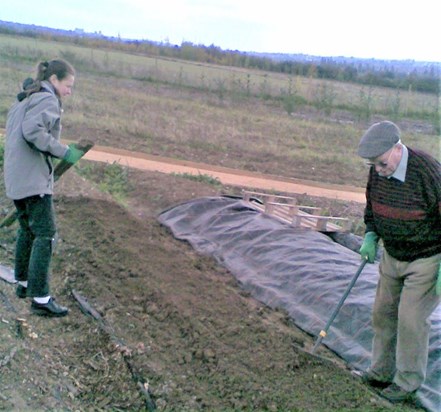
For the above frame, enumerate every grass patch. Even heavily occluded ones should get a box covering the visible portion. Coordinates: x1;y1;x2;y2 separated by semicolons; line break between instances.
0;34;438;124
76;161;131;204
173;172;222;186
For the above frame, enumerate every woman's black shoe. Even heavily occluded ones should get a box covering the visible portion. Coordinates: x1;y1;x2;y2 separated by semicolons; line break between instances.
16;285;27;299
31;297;68;317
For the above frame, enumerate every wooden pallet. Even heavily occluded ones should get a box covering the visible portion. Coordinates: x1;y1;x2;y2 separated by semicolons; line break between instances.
242;190;351;232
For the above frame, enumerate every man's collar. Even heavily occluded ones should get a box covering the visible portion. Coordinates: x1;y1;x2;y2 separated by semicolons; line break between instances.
389;145;408;182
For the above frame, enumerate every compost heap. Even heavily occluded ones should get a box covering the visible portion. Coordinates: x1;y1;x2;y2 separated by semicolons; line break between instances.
158;196;441;412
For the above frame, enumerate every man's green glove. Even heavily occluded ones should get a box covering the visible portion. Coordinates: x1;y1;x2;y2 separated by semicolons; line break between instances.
63;144;84;164
436;264;441;296
359;232;379;263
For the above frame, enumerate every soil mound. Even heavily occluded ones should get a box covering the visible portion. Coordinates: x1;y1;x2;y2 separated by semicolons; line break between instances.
0;170;421;410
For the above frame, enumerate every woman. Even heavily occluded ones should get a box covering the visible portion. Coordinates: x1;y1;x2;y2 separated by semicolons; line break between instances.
4;59;83;317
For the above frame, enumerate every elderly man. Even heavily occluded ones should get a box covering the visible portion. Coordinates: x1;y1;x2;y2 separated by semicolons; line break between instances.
357;120;441;403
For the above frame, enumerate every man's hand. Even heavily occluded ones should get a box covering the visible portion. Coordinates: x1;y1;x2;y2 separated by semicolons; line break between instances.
436;264;441;296
359;232;379;263
63;144;84;164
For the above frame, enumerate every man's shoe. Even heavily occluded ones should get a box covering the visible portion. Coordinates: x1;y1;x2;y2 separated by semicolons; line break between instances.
360;371;391;389
31;297;68;317
16;285;27;299
379;383;417;403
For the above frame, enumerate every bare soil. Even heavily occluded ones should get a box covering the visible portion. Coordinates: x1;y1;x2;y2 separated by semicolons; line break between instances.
0;163;422;411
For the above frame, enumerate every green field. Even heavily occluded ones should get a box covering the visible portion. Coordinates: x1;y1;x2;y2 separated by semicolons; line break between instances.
0;33;439;189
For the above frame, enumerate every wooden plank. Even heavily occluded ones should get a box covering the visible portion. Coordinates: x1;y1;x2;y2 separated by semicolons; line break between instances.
243;190;350;232
243;191;297;204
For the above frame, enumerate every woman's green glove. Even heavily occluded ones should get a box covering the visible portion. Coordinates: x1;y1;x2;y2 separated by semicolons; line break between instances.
359;232;379;263
436;264;441;296
64;144;84;164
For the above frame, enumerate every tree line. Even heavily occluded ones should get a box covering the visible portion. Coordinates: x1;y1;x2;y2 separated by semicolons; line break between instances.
1;24;439;95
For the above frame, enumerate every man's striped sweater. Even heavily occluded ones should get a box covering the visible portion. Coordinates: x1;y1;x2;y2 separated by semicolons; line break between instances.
364;147;441;262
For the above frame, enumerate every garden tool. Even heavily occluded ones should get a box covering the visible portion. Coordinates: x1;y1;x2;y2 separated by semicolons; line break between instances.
0;139;94;228
311;256;368;354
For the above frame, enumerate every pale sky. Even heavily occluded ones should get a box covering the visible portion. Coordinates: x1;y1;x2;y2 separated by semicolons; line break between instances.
1;0;440;62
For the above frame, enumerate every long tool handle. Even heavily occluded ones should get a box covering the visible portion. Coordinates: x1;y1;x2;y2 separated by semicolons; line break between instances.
0;140;94;228
311;257;368;354
51;140;94;180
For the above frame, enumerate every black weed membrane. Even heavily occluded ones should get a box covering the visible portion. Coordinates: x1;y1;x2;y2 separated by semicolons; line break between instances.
158;196;441;412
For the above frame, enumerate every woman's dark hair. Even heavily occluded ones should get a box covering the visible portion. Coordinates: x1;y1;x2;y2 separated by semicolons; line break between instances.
18;59;75;100
36;59;75;82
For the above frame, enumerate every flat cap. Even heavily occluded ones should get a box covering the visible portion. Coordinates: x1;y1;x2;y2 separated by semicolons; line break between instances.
357;121;400;158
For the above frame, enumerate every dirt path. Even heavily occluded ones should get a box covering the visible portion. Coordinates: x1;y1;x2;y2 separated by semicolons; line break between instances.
84;145;366;203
